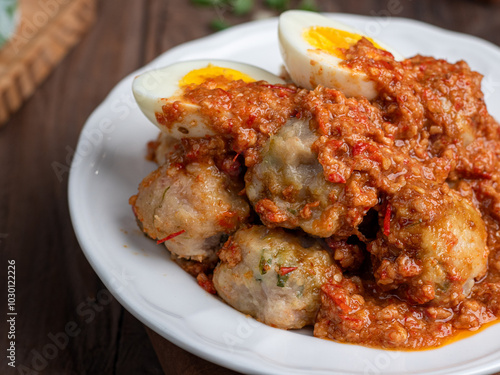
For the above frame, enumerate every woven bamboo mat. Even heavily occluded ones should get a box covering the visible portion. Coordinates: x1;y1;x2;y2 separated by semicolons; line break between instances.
0;0;97;126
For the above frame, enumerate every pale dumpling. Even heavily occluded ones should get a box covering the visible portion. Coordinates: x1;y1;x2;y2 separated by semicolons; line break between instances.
213;225;339;329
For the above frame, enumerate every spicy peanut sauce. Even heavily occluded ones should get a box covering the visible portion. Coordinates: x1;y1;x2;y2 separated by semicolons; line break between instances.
151;39;500;350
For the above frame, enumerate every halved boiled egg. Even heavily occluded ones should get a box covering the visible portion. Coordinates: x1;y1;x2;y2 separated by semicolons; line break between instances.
133;60;285;138
279;10;404;99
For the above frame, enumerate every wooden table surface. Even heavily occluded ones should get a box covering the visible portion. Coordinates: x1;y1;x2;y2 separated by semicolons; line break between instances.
1;0;500;374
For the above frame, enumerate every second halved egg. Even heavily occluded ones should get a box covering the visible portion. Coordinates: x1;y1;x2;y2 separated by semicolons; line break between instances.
279;10;403;100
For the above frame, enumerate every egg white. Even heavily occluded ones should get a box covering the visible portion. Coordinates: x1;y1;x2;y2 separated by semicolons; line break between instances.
133;60;285;138
279;10;404;99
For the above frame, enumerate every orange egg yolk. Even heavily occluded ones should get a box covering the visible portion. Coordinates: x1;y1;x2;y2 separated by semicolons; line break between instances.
303;26;383;59
180;65;255;87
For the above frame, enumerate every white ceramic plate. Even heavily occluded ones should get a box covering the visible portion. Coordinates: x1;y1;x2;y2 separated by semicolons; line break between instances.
69;14;500;375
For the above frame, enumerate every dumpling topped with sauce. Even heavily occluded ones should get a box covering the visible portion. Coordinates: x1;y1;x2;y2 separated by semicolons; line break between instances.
279;10;403;99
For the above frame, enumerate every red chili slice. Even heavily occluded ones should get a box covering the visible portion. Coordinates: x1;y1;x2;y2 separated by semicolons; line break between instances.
383;204;392;236
279;266;298;276
156;229;186;244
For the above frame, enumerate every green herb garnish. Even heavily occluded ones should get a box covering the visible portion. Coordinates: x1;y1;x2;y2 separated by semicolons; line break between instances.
259;252;272;275
277;273;289;287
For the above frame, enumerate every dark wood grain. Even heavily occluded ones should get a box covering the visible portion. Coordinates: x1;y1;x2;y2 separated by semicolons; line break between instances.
146;328;241;375
1;0;500;374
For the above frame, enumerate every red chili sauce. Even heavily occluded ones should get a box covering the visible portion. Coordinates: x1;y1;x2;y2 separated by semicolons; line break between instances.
152;38;500;350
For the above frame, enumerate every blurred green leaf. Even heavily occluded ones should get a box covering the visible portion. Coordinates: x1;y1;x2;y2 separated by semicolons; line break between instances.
210;18;231;31
298;0;318;12
191;0;225;6
6;4;16;17
265;0;289;11
231;0;253;15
